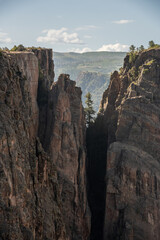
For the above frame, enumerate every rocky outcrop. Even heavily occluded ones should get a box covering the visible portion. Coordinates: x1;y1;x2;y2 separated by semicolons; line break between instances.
97;48;160;239
0;50;90;240
0;51;66;240
44;74;90;240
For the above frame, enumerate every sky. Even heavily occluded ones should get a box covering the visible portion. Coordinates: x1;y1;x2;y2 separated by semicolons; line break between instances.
0;0;160;52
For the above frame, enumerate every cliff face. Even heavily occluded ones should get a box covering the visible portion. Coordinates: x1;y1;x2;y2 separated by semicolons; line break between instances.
47;74;90;240
94;48;160;239
0;50;90;240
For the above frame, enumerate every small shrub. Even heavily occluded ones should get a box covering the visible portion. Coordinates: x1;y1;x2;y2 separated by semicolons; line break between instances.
10;44;26;51
10;45;18;51
17;44;26;51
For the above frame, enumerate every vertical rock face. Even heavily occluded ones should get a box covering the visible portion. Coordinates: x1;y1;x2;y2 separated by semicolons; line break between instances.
10;51;39;138
45;74;90;240
32;49;55;148
32;48;54;89
0;52;66;240
0;50;90;240
97;48;160;239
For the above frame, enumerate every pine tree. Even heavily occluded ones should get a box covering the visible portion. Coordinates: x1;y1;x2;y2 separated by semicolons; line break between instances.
129;45;136;52
84;92;95;126
139;45;145;52
149;40;155;48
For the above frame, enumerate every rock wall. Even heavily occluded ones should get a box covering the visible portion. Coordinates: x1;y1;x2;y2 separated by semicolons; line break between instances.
44;74;90;240
0;50;90;240
98;48;160;239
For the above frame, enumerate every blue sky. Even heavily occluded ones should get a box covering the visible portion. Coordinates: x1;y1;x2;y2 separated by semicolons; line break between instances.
0;0;160;52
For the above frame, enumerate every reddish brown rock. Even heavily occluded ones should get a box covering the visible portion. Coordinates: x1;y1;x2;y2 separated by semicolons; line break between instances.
9;51;39;138
99;48;160;239
0;51;67;240
0;50;90;240
45;74;90;240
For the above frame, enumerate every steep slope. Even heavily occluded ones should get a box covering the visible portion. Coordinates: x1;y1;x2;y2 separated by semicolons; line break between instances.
0;51;66;240
87;48;160;240
103;48;160;240
40;73;90;240
0;50;90;240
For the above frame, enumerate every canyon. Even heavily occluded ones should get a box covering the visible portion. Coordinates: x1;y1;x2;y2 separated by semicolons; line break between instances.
0;47;160;240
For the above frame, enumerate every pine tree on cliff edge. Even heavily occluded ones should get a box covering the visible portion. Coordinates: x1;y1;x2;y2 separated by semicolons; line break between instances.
84;92;95;127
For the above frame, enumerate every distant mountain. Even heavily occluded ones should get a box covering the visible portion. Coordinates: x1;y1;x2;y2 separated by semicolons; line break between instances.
76;71;109;112
54;51;126;111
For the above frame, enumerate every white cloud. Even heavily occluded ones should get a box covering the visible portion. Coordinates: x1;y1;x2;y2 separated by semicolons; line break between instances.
0;31;12;43
112;19;134;24
68;43;129;53
97;43;129;52
37;28;83;44
75;25;98;31
68;47;92;53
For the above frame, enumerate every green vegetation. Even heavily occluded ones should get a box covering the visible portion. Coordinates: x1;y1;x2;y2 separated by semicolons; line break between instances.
54;51;126;112
0;48;3;57
84;92;95;126
128;41;160;65
129;45;138;64
148;40;160;49
54;51;126;80
10;45;44;52
139;45;145;52
127;41;159;84
149;40;155;48
129;51;138;64
146;59;155;66
129;45;136;52
77;71;110;112
11;44;26;51
128;41;160;56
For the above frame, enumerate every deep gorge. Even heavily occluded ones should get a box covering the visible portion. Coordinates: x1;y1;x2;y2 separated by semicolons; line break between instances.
0;47;160;240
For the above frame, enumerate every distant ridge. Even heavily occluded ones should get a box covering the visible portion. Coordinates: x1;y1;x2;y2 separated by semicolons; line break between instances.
54;51;126;111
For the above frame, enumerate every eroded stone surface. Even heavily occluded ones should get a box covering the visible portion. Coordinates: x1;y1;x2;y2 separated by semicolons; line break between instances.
46;74;90;240
99;48;160;239
0;51;90;240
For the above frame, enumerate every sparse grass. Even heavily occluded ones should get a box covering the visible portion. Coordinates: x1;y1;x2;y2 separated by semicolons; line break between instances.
148;44;160;50
143;68;149;74
146;59;155;66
